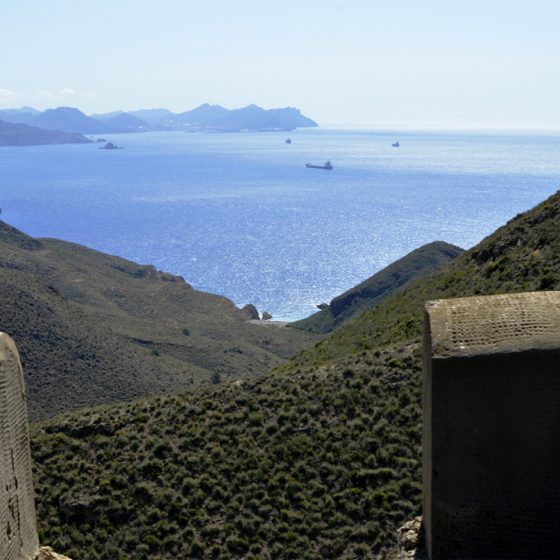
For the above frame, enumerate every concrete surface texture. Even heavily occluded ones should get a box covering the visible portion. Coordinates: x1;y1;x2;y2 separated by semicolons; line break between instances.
423;291;560;559
0;333;40;560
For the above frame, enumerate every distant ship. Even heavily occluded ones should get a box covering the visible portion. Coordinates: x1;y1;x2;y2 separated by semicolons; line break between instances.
305;161;333;170
392;141;400;147
285;138;292;144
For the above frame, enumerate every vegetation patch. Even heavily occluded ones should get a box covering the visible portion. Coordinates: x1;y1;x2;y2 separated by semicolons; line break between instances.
32;347;422;559
30;191;560;557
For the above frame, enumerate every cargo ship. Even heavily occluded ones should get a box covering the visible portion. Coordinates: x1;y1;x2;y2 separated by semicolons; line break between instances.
305;161;333;170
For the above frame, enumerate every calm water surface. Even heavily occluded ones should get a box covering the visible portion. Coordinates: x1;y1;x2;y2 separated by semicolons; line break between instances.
1;129;559;320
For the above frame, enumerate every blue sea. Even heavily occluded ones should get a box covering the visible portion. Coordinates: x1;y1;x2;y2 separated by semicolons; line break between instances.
1;129;559;321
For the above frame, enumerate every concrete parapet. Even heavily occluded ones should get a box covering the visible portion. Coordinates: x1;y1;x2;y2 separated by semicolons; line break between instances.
0;333;39;560
423;291;560;559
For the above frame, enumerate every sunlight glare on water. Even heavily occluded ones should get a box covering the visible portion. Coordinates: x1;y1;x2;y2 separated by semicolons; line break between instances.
1;128;559;320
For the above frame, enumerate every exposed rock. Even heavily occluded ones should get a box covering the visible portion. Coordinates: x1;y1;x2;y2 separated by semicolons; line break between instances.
316;302;329;310
59;492;95;522
100;141;119;150
394;516;427;559
33;547;73;560
239;303;260;320
224;346;243;355
262;311;272;320
45;417;115;438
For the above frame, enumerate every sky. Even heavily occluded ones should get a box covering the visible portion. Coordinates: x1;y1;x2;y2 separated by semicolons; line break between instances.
2;0;560;128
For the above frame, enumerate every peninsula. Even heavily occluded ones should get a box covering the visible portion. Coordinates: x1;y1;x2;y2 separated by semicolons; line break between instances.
0;119;91;147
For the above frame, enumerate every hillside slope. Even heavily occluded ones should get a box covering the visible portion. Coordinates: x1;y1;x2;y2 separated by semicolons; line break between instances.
30;191;560;558
0;222;317;421
32;345;422;560
203;105;317;131
176;103;230;125
285;191;560;372
26;107;112;134
132;104;317;131
0;119;91;146
294;241;463;334
100;112;153;132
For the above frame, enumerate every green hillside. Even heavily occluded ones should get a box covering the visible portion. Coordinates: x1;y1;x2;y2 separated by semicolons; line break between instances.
293;241;463;334
32;346;421;559
0;221;317;421
30;191;560;558
286;191;560;371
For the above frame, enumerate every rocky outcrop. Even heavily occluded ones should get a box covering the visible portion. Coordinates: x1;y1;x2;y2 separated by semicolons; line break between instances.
394;516;426;559
262;311;272;320
33;547;73;560
239;303;260;320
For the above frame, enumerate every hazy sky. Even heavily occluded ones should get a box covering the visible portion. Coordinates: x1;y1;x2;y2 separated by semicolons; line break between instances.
2;0;560;127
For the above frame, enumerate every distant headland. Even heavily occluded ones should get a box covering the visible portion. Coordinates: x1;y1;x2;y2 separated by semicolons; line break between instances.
0;118;91;147
0;103;317;145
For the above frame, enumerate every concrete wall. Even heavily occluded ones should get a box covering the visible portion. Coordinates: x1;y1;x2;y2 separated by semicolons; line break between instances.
424;292;560;559
0;333;39;560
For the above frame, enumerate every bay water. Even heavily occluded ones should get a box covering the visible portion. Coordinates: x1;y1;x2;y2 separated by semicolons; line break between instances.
1;128;559;320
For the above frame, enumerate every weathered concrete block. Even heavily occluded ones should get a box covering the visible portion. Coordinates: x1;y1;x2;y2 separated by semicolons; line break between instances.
0;333;39;560
423;291;560;559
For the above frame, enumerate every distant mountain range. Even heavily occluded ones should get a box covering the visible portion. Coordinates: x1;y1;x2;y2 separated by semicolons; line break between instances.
0;107;147;135
0;103;317;139
126;103;317;131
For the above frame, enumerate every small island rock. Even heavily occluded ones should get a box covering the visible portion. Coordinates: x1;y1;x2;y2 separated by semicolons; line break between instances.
100;141;119;150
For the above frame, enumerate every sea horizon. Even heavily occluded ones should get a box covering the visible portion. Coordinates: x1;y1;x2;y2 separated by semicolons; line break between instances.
320;122;560;133
1;127;559;321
